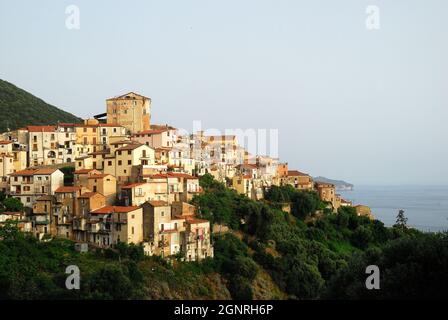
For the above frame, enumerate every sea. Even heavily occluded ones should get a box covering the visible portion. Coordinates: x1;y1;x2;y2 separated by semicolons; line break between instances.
338;185;448;232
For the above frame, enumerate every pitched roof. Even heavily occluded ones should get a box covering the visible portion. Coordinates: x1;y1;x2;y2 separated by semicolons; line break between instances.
107;92;150;101
9;169;36;176
287;170;309;177
34;168;59;175
26;125;56;132
109;140;135;145
122;182;147;189
55;186;81;193
133;128;169;135
78;192;100;198
116;143;144;152
9;168;57;176
91;206;140;214
74;169;96;174
148;201;169;207
88;174;111;179
0;140;13;145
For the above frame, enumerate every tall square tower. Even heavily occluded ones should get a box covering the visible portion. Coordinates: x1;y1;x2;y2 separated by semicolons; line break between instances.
106;92;151;134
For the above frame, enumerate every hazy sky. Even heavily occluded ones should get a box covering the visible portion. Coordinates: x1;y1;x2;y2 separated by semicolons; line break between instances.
1;0;447;185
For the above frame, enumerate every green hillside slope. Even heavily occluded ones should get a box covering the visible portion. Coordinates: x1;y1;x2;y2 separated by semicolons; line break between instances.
0;79;81;132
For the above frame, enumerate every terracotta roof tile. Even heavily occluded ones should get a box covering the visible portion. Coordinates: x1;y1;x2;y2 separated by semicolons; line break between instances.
55;186;81;193
122;182;147;189
78;192;100;198
148;201;169;207
287;170;309;177
26;126;56;132
91;206;140;214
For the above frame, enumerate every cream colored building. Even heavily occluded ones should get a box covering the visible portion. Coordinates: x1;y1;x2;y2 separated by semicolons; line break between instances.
232;175;254;198
182;218;214;261
25;125;77;166
281;170;314;191
142;201;212;260
86;173;117;205
106;92;151;134
89;206;143;247
9;168;64;208
103;142;156;184
131;126;177;148
315;182;339;212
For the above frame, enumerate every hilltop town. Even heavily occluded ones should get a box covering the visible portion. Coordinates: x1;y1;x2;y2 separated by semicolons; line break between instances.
0;92;370;261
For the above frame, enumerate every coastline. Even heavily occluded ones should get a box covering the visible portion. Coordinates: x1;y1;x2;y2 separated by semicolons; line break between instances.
338;185;448;232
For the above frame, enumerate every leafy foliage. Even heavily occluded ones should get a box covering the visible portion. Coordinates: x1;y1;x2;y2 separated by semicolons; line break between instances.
0;79;81;132
1;197;24;213
0;174;442;300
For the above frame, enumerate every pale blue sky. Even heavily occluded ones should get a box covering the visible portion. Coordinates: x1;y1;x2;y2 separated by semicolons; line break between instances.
1;0;447;185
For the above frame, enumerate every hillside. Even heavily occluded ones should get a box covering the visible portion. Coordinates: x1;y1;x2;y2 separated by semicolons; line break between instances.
0;79;81;132
1;176;447;300
313;176;354;190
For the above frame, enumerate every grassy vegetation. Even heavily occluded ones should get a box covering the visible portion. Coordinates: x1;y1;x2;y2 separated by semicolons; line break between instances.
0;79;81;132
0;174;447;300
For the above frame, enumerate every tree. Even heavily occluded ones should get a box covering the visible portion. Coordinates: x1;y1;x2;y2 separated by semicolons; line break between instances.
199;173;223;190
291;191;321;219
394;209;408;230
2;197;24;212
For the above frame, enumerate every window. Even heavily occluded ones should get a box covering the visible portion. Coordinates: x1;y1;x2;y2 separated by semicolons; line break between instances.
127;160;131;165
128;150;131;155
108;161;112;166
118;160;122;166
131;227;134;234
